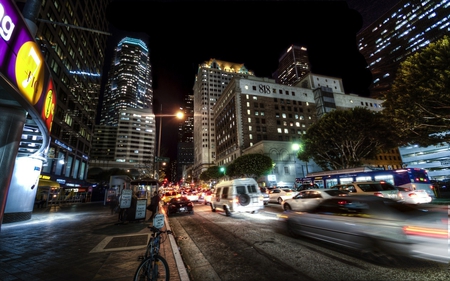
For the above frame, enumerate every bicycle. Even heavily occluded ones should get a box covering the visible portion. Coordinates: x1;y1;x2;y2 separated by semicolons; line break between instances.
134;225;173;281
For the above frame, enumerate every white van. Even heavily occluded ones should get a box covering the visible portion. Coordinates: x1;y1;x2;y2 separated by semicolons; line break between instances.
210;178;264;216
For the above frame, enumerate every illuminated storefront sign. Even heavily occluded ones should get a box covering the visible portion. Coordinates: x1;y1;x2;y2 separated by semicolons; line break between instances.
0;0;56;132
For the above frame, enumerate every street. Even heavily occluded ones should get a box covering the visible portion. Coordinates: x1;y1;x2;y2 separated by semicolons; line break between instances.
169;202;449;281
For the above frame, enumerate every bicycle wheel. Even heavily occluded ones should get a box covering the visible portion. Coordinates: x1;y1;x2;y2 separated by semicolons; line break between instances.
134;255;169;281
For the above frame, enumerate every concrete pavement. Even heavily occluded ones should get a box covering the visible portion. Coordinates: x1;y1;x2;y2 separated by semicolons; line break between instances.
0;201;190;281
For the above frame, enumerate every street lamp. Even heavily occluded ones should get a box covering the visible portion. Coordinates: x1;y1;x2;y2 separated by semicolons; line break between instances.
154;104;184;180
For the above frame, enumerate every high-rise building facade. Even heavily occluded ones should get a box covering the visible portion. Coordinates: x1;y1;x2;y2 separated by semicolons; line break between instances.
176;95;194;183
34;0;112;188
91;37;156;177
273;45;310;86
357;0;449;98
357;0;450;180
214;75;401;187
192;59;254;180
100;37;153;126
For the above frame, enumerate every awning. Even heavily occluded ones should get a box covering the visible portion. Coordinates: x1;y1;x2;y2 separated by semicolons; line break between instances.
38;179;60;188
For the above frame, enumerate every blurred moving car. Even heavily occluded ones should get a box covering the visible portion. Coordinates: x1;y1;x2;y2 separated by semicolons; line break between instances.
200;190;213;205
259;187;269;205
268;188;298;204
167;196;194;216
294;183;320;191
396;186;432;204
184;191;199;202
161;191;181;205
282;188;348;212
210;178;264;216
283;195;449;264
332;181;401;201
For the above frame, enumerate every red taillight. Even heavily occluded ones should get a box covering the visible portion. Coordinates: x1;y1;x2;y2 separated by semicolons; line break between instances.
403;226;449;239
408;193;418;198
337;200;349;205
373;192;384;197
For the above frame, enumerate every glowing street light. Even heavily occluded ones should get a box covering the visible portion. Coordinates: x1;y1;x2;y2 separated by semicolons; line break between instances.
154;105;184;180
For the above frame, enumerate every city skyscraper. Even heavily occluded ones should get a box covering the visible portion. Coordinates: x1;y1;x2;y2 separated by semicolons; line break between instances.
357;0;450;179
272;45;311;86
357;0;449;98
90;37;156;177
192;59;254;180
100;37;153;126
176;95;194;183
34;0;112;187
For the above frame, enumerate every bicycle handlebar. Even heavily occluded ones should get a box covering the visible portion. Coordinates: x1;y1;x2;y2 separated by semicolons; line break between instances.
148;225;173;235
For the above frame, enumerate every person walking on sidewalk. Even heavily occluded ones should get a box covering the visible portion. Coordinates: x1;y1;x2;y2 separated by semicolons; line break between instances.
147;191;161;222
110;194;118;215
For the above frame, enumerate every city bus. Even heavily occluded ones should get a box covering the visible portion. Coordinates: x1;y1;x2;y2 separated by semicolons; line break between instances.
299;167;436;198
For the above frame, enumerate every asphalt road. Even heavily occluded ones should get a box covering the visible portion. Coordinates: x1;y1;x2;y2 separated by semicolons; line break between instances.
169;202;450;281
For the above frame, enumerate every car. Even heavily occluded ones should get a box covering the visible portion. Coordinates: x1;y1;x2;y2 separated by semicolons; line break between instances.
331;181;401;201
283;195;449;264
210;178;264;216
396;186;432;204
166;196;194;216
184;191;199;202
161;191;181;205
259;187;269;205
282;188;349;212
200;190;213;205
268;188;298;204
294;183;320;191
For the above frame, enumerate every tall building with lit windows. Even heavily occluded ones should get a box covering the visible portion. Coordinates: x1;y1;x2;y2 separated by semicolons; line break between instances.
214;75;400;187
31;0;112;189
192;59;254;180
357;0;449;98
272;45;310;86
357;0;450;180
100;37;153;126
176;95;194;183
91;37;156;176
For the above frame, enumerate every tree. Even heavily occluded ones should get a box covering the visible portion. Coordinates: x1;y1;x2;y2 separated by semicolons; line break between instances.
199;166;222;182
381;35;450;146
298;107;399;170
232;154;274;178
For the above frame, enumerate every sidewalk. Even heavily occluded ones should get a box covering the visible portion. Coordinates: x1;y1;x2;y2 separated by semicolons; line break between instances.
0;201;190;281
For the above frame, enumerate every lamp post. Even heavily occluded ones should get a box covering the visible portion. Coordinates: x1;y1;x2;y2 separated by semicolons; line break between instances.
154;104;184;181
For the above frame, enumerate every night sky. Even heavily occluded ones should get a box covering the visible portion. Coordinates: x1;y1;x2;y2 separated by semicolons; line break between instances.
103;0;400;161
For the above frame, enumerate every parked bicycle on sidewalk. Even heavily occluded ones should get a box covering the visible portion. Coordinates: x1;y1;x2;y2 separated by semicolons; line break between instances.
134;222;173;280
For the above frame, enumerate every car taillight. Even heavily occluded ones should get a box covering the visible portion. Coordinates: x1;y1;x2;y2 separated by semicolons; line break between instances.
373;192;383;197
403;225;448;239
408;193;418;198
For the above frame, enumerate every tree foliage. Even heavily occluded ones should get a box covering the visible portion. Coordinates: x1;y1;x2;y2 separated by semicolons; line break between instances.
298;107;399;170
199;166;222;182
231;154;274;178
381;35;450;146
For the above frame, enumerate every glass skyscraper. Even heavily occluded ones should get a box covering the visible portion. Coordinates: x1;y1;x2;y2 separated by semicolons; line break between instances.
357;0;449;98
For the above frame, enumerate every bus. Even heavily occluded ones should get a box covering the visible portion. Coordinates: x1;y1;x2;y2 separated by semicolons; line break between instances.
299;167;436;198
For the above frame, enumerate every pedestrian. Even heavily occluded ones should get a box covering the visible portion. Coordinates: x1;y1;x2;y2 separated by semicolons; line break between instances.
110;194;118;215
147;191;160;222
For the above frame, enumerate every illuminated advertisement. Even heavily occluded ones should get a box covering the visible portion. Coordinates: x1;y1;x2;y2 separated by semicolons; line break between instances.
0;0;56;132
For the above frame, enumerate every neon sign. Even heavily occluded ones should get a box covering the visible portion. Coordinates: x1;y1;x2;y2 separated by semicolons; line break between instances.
0;0;56;132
